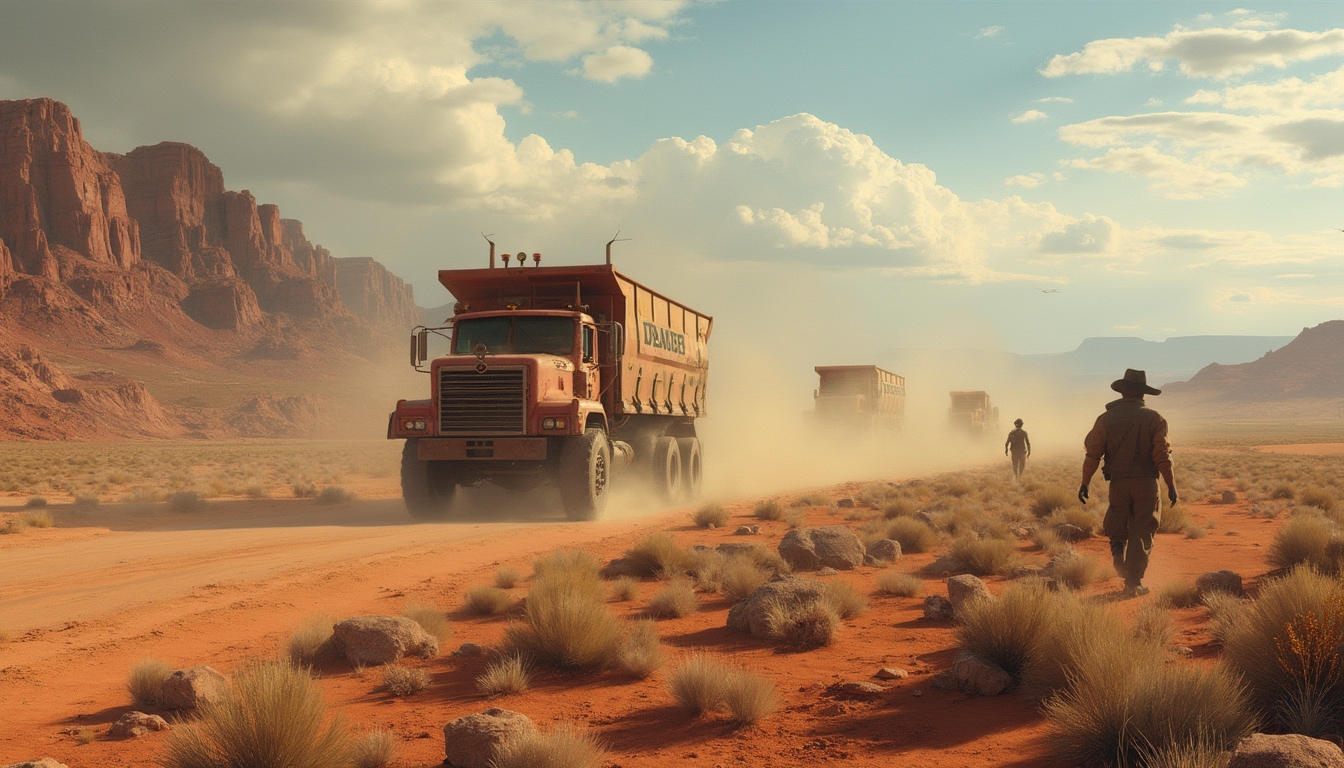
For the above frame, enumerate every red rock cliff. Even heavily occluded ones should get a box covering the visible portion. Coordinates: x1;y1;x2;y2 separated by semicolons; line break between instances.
335;257;420;330
0;99;140;279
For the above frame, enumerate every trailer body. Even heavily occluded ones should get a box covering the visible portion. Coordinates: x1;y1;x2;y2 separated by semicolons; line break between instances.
813;365;905;431
948;390;999;436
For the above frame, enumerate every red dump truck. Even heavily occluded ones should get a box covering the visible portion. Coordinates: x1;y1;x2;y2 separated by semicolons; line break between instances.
813;365;905;432
388;241;712;520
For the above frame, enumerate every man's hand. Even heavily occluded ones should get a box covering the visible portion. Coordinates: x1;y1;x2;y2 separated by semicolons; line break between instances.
1168;486;1178;506
1078;484;1089;505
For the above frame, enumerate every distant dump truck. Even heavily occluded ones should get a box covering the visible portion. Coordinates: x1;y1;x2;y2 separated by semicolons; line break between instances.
388;240;712;521
813;365;905;432
948;390;999;436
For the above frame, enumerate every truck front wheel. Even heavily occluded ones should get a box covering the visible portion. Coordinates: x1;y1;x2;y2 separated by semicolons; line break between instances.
560;428;611;521
401;439;457;519
651;435;683;504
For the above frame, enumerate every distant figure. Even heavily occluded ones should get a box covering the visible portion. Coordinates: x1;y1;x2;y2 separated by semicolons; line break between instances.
1005;419;1030;479
1078;369;1178;598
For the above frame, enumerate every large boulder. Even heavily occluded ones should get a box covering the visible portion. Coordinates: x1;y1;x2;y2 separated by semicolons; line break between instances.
930;651;1012;696
160;666;228;710
727;576;829;639
443;708;538;768
777;526;865;571
108;711;170;739
1229;733;1344;768
947;574;992;614
866;539;902;564
1196;570;1243;598
331;615;438;666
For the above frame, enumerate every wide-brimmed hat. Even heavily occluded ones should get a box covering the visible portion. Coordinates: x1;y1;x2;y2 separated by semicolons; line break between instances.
1014;418;1024;426
1111;368;1161;396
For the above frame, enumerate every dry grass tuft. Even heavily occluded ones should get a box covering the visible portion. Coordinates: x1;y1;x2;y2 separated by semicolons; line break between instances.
353;730;399;768
667;653;727;715
1158;504;1190;534
692;503;730;528
0;516;27;535
476;655;531;696
494;567;521;589
292;481;318;499
128;658;172;707
316;486;355;504
721;668;780;724
1053;552;1108;591
382;664;431;697
158;660;351;768
609;576;640;602
1030;526;1068;556
1300;487;1336;513
1157;581;1202;609
719;559;770;603
286;613;336;667
618;619;665;678
464;586;516;615
491;724;608;768
647;579;699;619
167;490;205;513
402;602;452;643
24;496;47;508
880;517;937;554
1031;488;1071;518
1268;515;1336;570
504;560;622;669
949;536;1019;576
21;510;53;528
877;571;922;597
958;579;1067;679
1132;603;1175;648
1272;484;1296;500
624;533;692;578
753;499;784;521
823;580;869;619
765;601;841;650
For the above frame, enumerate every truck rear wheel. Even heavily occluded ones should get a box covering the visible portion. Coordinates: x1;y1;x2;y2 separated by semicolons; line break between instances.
560;428;611;521
651;435;683;503
401;439;456;519
677;437;702;502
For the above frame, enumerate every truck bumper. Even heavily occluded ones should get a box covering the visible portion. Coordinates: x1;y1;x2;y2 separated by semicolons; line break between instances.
417;438;548;461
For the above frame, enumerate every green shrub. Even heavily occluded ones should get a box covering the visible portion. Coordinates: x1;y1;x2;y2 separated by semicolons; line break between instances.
753;499;784;521
877;572;922;597
692;503;730;528
158;661;351;768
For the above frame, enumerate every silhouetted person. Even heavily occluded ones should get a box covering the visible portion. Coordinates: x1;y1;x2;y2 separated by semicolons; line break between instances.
1005;418;1030;479
1078;369;1177;597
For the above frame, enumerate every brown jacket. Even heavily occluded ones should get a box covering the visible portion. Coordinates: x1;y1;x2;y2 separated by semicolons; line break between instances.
1081;397;1173;484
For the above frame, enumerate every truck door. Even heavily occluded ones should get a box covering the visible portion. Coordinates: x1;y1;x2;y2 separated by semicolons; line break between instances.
579;324;600;400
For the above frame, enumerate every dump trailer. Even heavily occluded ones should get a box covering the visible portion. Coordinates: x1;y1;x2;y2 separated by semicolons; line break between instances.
948;390;998;436
813;365;905;431
388;241;712;520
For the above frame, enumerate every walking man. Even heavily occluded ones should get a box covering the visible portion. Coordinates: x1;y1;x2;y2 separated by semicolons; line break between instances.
1005;418;1030;479
1078;369;1177;597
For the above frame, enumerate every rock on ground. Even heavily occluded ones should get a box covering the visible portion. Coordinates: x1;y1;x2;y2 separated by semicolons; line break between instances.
1221;489;1237;504
443;708;538;768
1041;549;1080;577
1053;523;1091;542
2;761;69;768
875;667;908;680
727;576;829;639
331;615;438;666
1196;570;1243;598
923;595;954;621
108;711;170;739
930;651;1012;696
866;539;902;564
160;666;228;710
1229;733;1344;768
777;526;866;571
832;680;887;697
946;574;992;613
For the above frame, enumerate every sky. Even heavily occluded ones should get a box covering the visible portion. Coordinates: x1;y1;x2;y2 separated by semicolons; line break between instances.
2;0;1343;357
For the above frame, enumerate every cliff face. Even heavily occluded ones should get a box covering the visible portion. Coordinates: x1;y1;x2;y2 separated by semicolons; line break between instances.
1166;320;1344;401
335;256;419;331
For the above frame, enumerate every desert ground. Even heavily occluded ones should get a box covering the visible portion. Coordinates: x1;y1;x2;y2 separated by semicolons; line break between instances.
3;438;1336;767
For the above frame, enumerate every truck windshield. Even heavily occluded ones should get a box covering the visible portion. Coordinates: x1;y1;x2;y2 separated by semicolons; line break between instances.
454;317;575;355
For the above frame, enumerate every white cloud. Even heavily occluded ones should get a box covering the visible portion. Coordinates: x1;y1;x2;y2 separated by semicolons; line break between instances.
1066;146;1247;199
580;45;654;82
1012;109;1048;123
1037;214;1119;254
1187;63;1344;110
978;26;1004;39
1041;25;1344;79
1144;97;1163;106
1005;173;1044;188
1037;96;1073;103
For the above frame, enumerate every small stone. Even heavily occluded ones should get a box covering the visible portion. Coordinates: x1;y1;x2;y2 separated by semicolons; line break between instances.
453;642;485;658
733;526;758;536
835;680;888;696
108;711;170;739
816;566;839;576
837;498;855;508
875;667;908;680
818;703;848;716
1175;646;1194;656
946;574;993;613
161;666;228;710
923;595;954;621
912;689;923;697
1226;530;1242;536
943;651;1012;696
2;760;70;768
1195;570;1243;598
1229;733;1344;768
1012;526;1030;539
1053;523;1091;543
1221;490;1237;504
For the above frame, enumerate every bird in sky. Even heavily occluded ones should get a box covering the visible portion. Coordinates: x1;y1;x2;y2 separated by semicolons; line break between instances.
1040;288;1060;294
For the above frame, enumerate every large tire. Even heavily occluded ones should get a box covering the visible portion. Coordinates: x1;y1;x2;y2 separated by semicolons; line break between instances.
560;428;611;521
677;437;702;503
650;435;682;504
401;439;456;519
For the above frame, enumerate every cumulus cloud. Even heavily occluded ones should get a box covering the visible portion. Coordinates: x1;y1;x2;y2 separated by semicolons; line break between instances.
1006;173;1045;188
1041;25;1344;79
1037;96;1073;103
978;26;1004;38
580;45;654;82
1012;109;1048;123
1037;214;1119;254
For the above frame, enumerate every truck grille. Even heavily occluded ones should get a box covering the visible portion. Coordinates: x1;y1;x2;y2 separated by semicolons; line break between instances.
438;367;527;435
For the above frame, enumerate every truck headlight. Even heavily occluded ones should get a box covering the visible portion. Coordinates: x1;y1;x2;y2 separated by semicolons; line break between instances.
542;418;567;430
403;419;426;431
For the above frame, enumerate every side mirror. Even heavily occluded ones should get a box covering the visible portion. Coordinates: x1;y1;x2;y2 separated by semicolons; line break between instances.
410;329;428;367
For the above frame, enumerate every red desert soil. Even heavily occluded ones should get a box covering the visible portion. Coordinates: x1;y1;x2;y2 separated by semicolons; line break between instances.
0;462;1284;768
1255;442;1344;455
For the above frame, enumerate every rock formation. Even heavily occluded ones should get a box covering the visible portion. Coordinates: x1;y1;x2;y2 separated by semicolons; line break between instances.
335;256;419;330
1167;320;1344;401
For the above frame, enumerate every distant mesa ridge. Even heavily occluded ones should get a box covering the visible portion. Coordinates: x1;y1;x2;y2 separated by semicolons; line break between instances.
1165;320;1344;402
0;97;417;332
